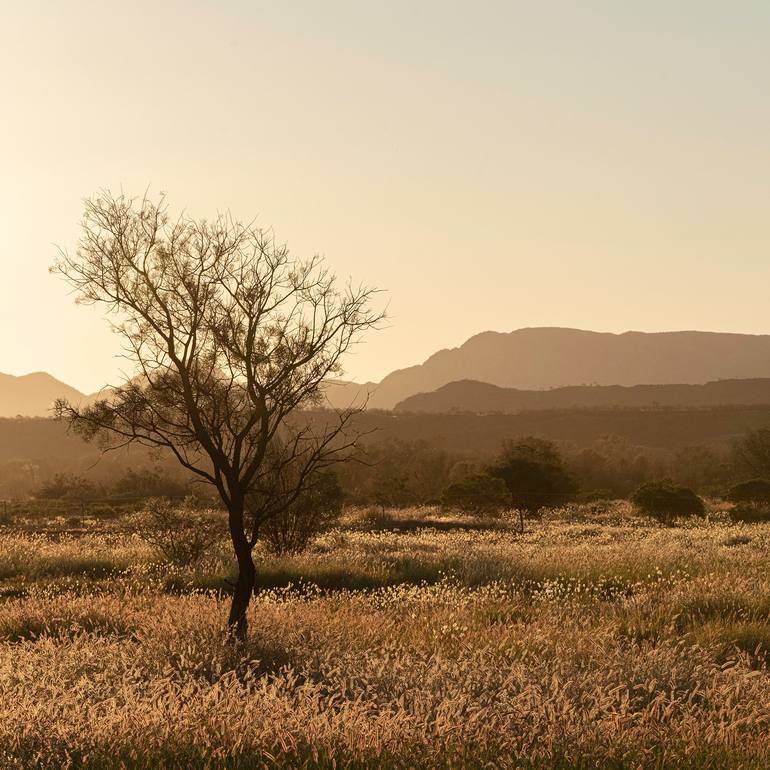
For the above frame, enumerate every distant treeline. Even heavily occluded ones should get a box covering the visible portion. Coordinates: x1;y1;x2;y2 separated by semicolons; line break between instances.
0;409;765;504
350;405;770;454
3;405;769;463
334;436;734;506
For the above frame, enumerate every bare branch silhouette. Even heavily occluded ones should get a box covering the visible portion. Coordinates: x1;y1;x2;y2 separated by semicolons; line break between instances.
52;190;384;637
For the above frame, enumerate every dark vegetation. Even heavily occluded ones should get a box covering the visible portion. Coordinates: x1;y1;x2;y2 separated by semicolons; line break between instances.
1;420;768;516
1;403;766;504
629;480;705;524
440;473;510;515
724;478;770;523
487;436;577;512
726;479;770;504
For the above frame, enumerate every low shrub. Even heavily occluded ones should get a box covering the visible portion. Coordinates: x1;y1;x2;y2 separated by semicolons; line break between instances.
726;479;770;505
132;497;224;565
729;504;770;524
630;480;704;524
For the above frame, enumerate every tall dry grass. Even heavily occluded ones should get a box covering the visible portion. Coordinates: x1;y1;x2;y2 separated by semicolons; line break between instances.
1;504;770;768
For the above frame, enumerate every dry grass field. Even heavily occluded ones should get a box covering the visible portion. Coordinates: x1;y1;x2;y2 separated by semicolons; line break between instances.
2;503;770;768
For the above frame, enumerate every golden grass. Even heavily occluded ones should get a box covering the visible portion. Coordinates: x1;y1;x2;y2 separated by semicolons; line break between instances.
2;504;770;768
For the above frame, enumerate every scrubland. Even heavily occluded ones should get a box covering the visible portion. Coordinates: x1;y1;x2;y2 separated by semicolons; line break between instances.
2;503;770;768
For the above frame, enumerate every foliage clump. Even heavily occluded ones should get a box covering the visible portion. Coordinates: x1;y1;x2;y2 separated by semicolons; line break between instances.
111;468;188;500
440;473;510;516
725;479;770;523
36;473;97;501
630;480;704;524
726;479;770;504
487;437;577;513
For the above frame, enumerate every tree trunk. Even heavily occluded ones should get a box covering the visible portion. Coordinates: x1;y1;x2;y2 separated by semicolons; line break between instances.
227;500;255;640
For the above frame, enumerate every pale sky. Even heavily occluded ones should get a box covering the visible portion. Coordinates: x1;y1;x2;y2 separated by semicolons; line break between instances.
2;1;770;394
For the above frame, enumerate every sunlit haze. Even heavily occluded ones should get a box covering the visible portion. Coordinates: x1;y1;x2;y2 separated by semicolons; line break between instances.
3;1;770;393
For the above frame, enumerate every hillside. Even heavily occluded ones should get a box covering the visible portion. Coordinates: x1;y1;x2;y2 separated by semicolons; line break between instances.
319;379;378;409
396;377;770;413
9;327;770;415
368;328;770;408
0;372;88;417
0;372;373;417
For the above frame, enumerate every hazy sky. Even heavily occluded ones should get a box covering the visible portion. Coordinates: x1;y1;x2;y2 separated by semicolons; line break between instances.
2;1;770;393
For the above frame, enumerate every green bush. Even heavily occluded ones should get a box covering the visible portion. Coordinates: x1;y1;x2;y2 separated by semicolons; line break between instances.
630;480;704;524
440;473;510;515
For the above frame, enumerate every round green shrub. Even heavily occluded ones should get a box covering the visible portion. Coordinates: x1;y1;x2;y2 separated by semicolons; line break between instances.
630;480;704;524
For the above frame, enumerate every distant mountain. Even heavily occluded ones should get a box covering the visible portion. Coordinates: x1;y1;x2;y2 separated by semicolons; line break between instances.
0;371;373;417
319;379;378;410
395;378;770;414
9;327;770;416
368;328;770;409
0;372;88;417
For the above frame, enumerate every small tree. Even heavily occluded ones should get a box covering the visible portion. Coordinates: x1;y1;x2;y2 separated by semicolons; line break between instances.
630;480;704;524
487;437;576;529
258;470;343;554
53;191;382;637
440;473;509;516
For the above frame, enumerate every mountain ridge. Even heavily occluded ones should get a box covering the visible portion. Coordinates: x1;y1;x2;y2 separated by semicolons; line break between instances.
8;327;770;415
395;377;770;414
0;372;88;418
367;328;770;408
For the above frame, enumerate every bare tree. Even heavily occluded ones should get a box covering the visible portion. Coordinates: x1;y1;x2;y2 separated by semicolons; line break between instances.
52;191;382;637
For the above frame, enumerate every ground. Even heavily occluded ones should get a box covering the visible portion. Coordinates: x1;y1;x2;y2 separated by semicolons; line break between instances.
1;503;770;768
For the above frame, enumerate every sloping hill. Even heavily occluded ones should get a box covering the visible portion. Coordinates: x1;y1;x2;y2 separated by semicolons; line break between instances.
9;327;770;415
396;378;770;413
319;379;378;410
368;328;770;408
0;372;87;417
0;373;372;417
